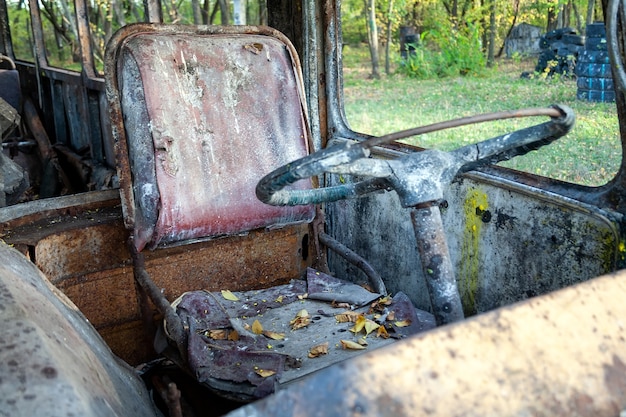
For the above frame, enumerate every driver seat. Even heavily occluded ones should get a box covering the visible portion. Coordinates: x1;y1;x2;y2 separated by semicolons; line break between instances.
105;23;434;401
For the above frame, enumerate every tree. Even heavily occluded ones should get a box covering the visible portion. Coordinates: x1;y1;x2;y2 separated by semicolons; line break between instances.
364;0;380;79
384;0;393;75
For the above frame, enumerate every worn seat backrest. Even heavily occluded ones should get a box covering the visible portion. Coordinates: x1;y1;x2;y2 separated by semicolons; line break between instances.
107;24;315;251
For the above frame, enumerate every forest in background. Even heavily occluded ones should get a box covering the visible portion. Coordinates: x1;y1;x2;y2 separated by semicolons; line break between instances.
343;0;602;78
5;0;601;76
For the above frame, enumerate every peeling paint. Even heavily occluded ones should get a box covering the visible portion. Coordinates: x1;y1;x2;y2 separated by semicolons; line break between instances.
459;188;488;316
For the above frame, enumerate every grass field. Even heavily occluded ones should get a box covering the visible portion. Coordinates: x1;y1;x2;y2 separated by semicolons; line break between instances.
342;46;621;186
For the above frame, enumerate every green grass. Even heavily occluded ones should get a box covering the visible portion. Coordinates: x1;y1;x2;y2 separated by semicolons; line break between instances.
342;46;621;186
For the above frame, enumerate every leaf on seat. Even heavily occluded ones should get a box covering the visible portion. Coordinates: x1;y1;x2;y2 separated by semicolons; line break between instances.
308;342;329;358
252;319;264;335
263;330;285;340
290;309;311;330
340;339;366;350
221;289;239;301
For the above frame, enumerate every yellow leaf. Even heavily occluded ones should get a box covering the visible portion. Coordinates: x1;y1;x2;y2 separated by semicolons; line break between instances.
296;309;309;318
340;339;366;350
221;290;239;301
263;330;285;340
255;369;276;378
357;337;368;346
275;295;284;303
252;319;264;335
364;319;380;336
349;314;367;333
308;342;329;358
228;330;240;341
378;295;393;305
394;319;412;327
370;295;393;312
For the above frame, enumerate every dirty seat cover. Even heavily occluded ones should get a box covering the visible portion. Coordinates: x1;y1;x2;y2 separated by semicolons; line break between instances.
118;32;315;250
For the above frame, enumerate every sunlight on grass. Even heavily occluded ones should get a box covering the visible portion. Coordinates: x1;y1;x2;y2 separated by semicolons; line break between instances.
342;51;621;186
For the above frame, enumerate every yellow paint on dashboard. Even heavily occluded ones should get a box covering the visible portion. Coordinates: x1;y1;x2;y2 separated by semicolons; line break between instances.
459;188;488;316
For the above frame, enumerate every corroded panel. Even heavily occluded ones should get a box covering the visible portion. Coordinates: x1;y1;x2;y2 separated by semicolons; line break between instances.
327;171;620;316
34;221;129;282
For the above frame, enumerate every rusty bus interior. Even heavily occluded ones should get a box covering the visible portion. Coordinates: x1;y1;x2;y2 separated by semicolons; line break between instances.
1;1;626;416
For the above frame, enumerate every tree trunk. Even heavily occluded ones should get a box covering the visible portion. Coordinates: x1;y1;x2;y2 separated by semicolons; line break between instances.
572;0;583;33
259;0;267;25
586;0;595;25
547;7;557;32
218;0;230;24
487;0;496;67
385;0;393;75
364;0;380;79
496;0;520;58
191;0;202;24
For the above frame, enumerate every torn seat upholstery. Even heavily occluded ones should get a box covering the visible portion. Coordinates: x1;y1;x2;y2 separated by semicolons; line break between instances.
105;23;434;401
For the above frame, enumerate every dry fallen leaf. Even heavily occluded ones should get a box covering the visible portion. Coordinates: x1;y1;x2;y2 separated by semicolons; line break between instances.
370;295;393;312
331;301;351;309
340;339;366;350
386;311;396;321
377;325;389;339
349;314;367;334
363;319;380;336
394;319;412;327
228;330;240;341
335;311;361;323
263;330;285;340
206;329;228;340
255;369;276;378
357;337;368;346
221;290;239;301
308;342;329;358
252;319;264;335
290;309;311;330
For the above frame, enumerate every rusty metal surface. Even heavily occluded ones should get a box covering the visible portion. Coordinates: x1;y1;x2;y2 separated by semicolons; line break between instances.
227;269;626;417
53;223;313;364
411;204;464;324
0;189;119;229
34;220;128;281
327;168;621;315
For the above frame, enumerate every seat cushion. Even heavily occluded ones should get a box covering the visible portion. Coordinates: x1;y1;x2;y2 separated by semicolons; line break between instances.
116;29;315;250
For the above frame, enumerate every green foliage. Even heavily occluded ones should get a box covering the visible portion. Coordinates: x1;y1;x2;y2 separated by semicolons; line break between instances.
397;23;485;79
341;0;368;45
343;54;620;186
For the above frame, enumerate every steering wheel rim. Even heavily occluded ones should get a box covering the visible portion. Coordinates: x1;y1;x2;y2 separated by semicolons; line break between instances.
256;105;575;207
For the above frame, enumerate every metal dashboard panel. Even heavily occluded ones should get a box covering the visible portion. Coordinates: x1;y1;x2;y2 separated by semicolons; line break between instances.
326;169;620;316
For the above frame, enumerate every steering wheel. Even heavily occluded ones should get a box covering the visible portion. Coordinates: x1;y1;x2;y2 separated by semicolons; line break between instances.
256;105;575;325
256;105;574;209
